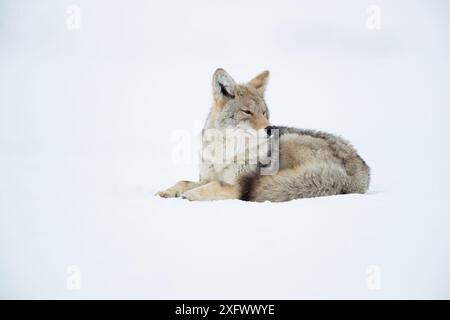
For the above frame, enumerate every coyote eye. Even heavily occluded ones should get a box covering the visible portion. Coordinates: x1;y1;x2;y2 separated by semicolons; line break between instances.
242;109;252;115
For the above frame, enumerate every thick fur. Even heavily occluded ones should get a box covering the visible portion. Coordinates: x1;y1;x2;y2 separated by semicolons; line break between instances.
238;126;370;202
156;69;370;202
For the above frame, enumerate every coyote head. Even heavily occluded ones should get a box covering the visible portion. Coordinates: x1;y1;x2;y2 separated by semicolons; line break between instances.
210;69;270;131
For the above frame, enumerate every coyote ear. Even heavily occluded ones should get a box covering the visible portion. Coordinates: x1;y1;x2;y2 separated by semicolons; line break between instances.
212;68;236;100
248;70;270;95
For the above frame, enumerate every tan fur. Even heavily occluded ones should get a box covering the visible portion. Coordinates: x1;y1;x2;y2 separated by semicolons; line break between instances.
211;94;224;120
156;180;206;198
156;69;370;202
249;116;270;130
248;70;269;94
181;181;240;201
279;134;329;169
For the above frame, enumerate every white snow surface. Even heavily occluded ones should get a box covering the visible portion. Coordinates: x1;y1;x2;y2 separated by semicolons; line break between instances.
1;0;450;299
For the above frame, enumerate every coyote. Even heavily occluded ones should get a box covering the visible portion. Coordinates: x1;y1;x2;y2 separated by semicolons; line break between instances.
156;69;370;202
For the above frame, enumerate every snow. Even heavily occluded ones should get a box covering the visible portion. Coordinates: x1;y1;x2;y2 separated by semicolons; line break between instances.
1;0;450;299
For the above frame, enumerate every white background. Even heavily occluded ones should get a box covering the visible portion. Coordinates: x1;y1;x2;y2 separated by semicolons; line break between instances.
1;0;449;299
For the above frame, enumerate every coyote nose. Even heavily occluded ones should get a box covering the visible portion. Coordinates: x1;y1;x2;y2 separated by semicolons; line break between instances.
264;126;275;136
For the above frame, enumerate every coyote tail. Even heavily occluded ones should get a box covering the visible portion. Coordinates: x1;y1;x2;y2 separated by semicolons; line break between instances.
240;160;370;202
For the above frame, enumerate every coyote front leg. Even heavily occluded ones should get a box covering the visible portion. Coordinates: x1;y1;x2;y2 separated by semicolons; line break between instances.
181;181;240;201
156;180;207;198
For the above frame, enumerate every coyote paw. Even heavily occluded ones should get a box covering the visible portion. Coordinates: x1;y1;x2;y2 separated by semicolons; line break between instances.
155;189;179;198
181;189;205;201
